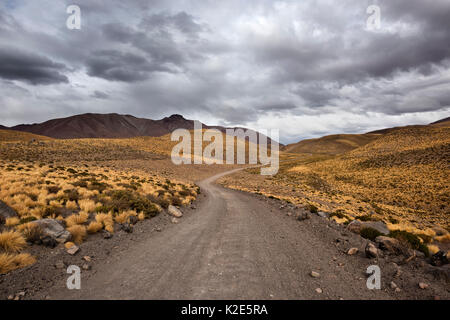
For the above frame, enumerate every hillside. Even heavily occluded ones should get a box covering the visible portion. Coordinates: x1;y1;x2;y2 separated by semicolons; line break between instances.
283;133;380;155
0;129;53;142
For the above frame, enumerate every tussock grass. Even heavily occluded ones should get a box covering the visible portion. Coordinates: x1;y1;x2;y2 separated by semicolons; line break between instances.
0;253;36;274
65;212;89;227
0;230;27;253
5;217;20;227
67;225;87;244
87;221;103;234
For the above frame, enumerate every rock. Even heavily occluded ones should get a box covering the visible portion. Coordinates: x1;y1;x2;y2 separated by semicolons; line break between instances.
103;230;113;239
310;271;320;278
155;227;162;232
7;295;14;300
375;236;405;255
168;205;183;218
317;211;329;218
82;264;91;271
365;243;378;258
347;220;363;234
0;200;17;223
296;212;310;221
66;245;80;255
395;287;401;293
430;251;449;267
418;282;429;289
426;264;450;283
347;220;389;235
128;215;138;225
120;223;133;233
83;256;91;262
286;212;292;217
55;261;65;269
33;219;71;244
171;217;179;224
347;248;359;255
41;235;58;248
315;288;323;294
390;281;398;289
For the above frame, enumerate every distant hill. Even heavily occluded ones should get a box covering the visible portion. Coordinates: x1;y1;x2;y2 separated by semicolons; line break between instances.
0;129;53;142
285;116;449;155
1;113;278;145
283;134;380;155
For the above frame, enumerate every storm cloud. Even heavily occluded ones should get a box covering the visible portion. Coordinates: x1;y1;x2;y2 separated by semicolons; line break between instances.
0;0;449;142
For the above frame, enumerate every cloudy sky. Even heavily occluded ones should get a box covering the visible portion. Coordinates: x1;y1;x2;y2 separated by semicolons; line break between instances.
0;0;449;143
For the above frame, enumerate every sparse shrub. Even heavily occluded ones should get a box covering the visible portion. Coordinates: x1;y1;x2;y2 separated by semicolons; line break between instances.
0;253;36;274
307;204;318;214
0;230;27;253
330;210;348;220
360;227;383;241
67;225;87;244
389;230;429;257
46;185;61;194
358;215;374;222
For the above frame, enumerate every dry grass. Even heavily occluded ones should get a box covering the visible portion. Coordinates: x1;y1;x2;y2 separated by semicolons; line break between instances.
66;225;87;244
0;253;36;274
66;212;89;227
16;222;42;242
5;217;20;227
87;221;103;234
0;230;27;253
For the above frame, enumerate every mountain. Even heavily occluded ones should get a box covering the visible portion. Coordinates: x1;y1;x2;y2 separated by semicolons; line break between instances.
2;113;279;145
284;116;450;155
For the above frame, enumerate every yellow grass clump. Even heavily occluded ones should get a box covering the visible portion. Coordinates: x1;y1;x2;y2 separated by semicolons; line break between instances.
65;211;89;227
16;222;42;242
5;217;20;227
87;221;103;234
0;253;36;274
0;230;27;253
78;199;98;212
66;200;78;210
67;225;87;244
64;241;75;249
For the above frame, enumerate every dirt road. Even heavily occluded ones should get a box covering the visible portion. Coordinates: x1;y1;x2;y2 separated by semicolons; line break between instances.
46;168;443;300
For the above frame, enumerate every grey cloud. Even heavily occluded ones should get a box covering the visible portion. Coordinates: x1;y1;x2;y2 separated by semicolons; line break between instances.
0;47;68;85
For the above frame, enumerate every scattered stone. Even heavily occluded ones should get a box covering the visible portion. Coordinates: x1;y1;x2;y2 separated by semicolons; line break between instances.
7;295;14;300
315;288;323;294
395;288;401;293
347;248;359;255
33;219;71;243
82;264;91;271
191;205;197;210
390;281;398;289
418;282;429;289
66;245;80;255
296;211;310;221
171;217;179;224
430;251;449;267
83;256;91;262
365;243;378;258
55;261;65;269
155;227;162;232
317;211;329;218
393;263;402;278
103;230;113;239
286;212;292;217
347;220;363;234
310;271;320;278
120;223;133;233
168;205;183;218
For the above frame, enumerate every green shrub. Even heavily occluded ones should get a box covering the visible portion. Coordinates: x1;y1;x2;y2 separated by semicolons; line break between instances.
360;227;382;241
389;230;429;257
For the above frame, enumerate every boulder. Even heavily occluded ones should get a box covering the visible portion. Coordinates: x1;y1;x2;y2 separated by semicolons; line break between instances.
365;242;378;258
375;236;405;255
33;219;71;243
0;200;17;224
347;220;389;235
168;205;183;218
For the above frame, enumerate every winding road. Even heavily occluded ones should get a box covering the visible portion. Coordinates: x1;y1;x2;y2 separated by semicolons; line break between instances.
51;168;397;300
